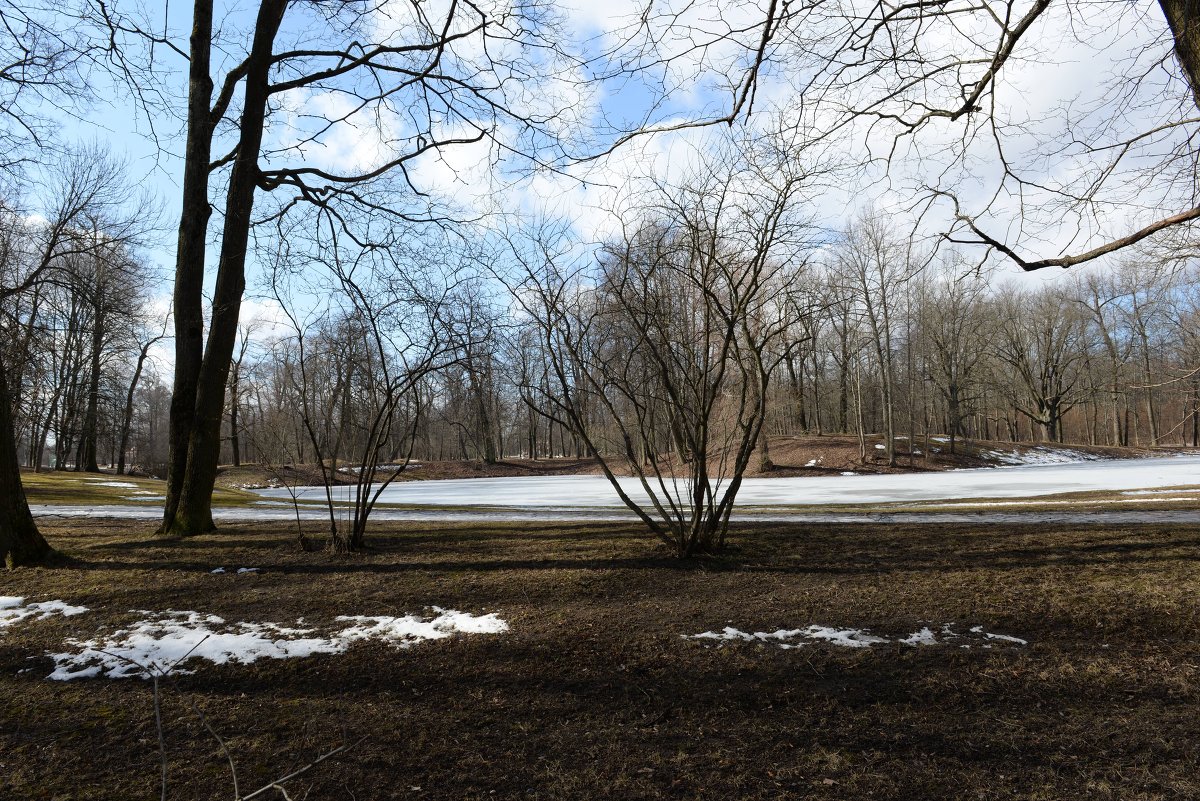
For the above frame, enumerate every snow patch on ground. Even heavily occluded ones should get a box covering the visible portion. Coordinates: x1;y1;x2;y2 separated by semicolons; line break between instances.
45;607;508;680
87;480;139;488
336;463;421;474
686;622;1027;650
984;447;1104;466
1;597;89;632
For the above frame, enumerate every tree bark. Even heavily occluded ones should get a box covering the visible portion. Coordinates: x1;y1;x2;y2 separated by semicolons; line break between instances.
166;0;287;536
78;296;103;472
161;0;217;533
0;359;56;567
1161;0;1200;108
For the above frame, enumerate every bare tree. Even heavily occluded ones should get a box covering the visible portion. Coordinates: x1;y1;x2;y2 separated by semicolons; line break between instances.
509;142;814;556
271;217;463;552
0;147;154;565
993;285;1089;443
833;211;914;465
88;0;585;536
593;1;1200;274
918;256;992;454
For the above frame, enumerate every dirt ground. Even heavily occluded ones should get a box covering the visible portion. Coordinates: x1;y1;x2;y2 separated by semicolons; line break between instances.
3;517;1198;800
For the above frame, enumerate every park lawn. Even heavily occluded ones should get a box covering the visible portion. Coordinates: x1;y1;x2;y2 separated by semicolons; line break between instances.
19;470;267;507
2;518;1198;800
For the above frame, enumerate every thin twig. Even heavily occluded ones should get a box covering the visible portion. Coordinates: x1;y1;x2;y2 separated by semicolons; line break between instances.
153;674;167;801
240;736;369;801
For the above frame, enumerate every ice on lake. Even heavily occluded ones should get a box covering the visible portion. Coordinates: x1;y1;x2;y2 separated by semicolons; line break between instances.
255;454;1200;509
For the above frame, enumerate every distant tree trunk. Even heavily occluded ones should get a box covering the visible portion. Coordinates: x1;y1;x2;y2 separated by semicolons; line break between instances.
757;424;773;472
786;354;807;432
118;340;156;475
837;348;849;431
853;366;867;462
1192;379;1199;446
77;311;103;473
0;362;56;567
229;361;241;468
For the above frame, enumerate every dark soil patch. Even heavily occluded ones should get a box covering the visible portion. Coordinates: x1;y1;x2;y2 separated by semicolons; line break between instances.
2;518;1198;800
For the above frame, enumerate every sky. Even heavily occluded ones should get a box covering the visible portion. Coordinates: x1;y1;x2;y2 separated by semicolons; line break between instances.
23;0;1200;368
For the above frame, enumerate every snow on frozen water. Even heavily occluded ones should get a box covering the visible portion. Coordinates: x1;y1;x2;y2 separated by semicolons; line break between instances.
0;598;89;631
249;454;1200;509
29;503;1200;526
686;622;1027;650
45;607;508;680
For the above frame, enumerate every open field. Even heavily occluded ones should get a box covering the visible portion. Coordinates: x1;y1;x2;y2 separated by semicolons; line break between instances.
3;517;1199;800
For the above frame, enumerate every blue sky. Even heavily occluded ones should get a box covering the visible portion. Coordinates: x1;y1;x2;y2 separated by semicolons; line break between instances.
28;0;1200;321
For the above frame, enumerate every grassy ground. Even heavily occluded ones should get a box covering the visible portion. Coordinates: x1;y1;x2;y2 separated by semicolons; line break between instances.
3;518;1199;800
20;470;262;507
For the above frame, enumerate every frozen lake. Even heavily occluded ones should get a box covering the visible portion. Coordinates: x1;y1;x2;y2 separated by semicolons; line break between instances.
256;454;1200;509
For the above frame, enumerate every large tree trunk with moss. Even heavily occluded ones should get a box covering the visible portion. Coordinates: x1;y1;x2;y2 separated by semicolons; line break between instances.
164;0;286;536
0;360;55;567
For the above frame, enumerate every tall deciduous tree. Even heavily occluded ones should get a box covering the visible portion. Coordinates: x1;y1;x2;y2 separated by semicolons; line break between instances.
98;0;585;536
0;148;151;565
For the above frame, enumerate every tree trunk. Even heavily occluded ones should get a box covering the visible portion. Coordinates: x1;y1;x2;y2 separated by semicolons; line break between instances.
78;308;103;472
118;341;155;475
166;0;287;536
229;362;241;467
161;0;217;533
0;361;56;567
1161;0;1200;109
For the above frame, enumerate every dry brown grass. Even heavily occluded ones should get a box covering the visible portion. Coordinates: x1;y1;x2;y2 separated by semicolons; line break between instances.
2;517;1199;799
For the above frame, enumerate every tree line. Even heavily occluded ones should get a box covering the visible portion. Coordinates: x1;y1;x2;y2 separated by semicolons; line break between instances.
9;204;1198;476
6;0;1200;563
